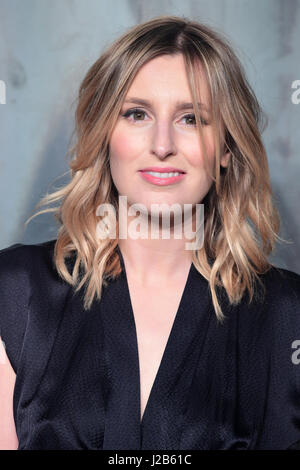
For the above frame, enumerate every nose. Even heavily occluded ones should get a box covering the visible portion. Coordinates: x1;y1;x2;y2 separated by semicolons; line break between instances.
150;120;176;159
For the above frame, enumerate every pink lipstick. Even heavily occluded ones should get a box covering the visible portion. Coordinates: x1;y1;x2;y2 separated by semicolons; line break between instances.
138;167;186;186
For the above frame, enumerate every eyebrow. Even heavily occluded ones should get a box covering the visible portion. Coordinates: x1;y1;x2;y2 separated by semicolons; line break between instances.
123;97;210;113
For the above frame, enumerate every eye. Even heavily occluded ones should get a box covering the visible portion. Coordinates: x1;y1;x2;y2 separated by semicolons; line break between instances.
121;108;208;126
180;114;208;126
181;114;196;126
121;108;147;122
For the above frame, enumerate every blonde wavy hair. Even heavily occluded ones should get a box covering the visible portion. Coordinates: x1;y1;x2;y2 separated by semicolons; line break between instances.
26;15;286;322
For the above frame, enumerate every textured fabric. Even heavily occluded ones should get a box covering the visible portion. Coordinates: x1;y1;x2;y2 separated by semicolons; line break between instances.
1;239;300;450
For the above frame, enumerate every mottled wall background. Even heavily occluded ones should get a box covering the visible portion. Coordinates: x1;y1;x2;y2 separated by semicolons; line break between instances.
0;0;299;272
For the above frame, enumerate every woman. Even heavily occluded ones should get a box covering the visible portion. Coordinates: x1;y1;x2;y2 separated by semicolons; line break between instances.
1;15;300;450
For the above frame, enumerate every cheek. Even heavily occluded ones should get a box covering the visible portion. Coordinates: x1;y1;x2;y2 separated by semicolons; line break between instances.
109;127;143;193
110;140;132;168
188;134;215;171
109;126;143;167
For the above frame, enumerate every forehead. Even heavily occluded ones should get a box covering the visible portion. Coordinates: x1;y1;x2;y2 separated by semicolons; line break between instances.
125;54;211;105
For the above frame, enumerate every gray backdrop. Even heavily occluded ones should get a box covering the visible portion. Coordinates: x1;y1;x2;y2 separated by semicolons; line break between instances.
0;0;299;273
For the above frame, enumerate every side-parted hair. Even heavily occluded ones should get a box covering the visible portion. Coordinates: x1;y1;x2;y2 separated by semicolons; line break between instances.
26;15;286;322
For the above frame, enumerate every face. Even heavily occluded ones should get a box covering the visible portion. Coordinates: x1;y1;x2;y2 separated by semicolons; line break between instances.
109;53;230;215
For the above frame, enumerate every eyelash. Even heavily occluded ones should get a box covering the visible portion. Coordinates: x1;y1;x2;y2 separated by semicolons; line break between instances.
121;108;207;126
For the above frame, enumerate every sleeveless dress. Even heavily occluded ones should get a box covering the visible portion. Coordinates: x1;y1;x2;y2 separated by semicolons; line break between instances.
1;239;300;450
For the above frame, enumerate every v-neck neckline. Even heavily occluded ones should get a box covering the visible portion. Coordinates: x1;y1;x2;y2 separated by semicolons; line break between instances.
99;245;213;449
116;245;195;427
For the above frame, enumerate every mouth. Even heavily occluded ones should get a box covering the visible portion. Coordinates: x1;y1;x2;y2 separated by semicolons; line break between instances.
138;167;186;186
138;167;186;176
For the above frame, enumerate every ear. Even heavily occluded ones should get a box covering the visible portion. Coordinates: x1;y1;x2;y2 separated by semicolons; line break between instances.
220;149;231;168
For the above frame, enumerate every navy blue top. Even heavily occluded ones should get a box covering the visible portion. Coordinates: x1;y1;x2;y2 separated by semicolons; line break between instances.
1;239;300;450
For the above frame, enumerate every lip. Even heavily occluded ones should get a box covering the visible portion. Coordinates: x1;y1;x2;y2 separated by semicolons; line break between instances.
138;167;186;174
138;169;186;186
